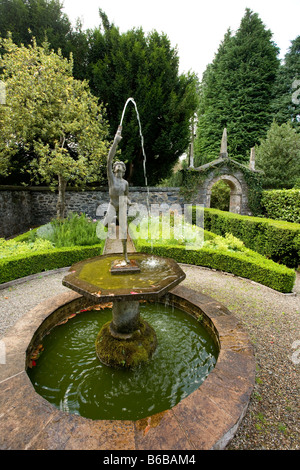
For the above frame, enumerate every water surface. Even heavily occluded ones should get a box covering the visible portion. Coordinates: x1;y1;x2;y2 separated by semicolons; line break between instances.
27;303;218;421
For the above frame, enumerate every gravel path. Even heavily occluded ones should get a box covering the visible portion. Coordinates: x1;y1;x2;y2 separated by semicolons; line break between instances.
0;266;299;450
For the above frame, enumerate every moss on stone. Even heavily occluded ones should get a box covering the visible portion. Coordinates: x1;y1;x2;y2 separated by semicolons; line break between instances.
95;319;157;369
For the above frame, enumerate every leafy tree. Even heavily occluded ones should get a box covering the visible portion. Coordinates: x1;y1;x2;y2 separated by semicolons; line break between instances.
271;36;300;129
84;10;198;186
0;37;110;218
256;121;300;189
0;0;72;54
195;9;280;166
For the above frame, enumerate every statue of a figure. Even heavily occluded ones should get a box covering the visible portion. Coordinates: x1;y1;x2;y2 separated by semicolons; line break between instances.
103;126;131;264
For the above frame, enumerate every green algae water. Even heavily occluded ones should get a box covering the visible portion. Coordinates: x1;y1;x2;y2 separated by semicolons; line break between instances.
27;303;218;421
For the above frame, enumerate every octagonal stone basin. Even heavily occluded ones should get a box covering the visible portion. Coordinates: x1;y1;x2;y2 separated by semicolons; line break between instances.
62;253;186;303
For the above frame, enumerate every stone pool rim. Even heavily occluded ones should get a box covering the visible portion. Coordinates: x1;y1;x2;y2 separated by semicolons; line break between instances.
0;284;255;450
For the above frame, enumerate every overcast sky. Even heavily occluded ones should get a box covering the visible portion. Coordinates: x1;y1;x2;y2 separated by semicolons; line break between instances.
61;0;300;80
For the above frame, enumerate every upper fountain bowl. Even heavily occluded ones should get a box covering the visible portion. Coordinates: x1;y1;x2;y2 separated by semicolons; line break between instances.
62;253;186;303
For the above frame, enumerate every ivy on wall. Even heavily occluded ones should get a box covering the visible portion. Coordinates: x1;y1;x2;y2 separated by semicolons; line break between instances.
180;158;264;215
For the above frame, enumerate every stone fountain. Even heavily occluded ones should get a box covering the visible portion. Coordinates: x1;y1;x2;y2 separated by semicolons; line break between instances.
62;122;186;368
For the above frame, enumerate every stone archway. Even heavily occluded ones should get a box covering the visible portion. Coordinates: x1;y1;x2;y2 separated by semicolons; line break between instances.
207;174;243;214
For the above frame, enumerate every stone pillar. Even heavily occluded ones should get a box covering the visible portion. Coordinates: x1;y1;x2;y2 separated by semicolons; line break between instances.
110;300;140;338
220;128;228;158
249;147;255;171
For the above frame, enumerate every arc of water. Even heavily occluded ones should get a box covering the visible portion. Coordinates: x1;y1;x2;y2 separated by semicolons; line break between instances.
120;98;150;214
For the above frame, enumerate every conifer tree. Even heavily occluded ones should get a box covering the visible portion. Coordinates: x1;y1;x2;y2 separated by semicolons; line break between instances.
271;36;300;130
256;121;300;188
0;0;72;55
195;9;280;166
85;10;198;186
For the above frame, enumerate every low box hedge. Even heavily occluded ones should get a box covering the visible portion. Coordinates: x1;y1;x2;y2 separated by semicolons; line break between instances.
0;244;104;284
134;239;296;293
190;208;300;268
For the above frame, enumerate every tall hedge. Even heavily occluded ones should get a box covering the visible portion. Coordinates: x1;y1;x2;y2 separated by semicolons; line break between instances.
261;189;300;224
197;208;300;268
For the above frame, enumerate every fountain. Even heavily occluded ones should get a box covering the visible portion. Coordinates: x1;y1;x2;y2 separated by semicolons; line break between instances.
0;99;255;450
61;115;187;369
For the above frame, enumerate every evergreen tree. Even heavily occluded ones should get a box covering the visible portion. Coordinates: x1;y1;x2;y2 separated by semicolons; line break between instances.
271;36;300;129
84;10;198;186
256;121;300;189
194;9;280;166
194;30;233;165
0;0;72;55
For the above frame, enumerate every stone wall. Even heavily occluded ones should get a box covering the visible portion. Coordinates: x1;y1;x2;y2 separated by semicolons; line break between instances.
0;186;185;238
0;188;31;238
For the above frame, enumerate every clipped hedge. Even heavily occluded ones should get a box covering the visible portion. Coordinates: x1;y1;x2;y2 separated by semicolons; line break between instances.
134;240;296;293
192;208;300;268
0;244;104;284
261;189;300;224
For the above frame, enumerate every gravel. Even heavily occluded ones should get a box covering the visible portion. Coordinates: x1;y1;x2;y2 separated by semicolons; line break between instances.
0;265;299;450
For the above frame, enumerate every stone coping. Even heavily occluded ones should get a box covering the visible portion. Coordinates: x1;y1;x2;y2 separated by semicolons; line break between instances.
0;285;255;450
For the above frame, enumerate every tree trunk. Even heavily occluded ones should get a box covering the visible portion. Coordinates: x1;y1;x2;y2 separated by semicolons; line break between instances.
57;175;67;219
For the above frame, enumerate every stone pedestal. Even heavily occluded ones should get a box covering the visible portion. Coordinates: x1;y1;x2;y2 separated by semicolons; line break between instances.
110;300;140;338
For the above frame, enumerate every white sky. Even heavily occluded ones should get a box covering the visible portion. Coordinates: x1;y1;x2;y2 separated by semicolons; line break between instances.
61;0;300;79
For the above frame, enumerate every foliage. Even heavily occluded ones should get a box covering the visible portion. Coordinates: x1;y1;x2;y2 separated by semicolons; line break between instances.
255;121;300;189
134;237;295;294
203;233;245;252
0;237;54;259
129;213;206;248
0;37;110;217
0;0;72;55
210;180;230;211
32;212;101;247
194;9;280;165
82;11;198;186
271;36;300;130
199;207;300;268
261;189;300;224
0;244;104;284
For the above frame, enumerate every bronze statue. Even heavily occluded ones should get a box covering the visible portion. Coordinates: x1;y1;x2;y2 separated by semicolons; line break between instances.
103;126;131;264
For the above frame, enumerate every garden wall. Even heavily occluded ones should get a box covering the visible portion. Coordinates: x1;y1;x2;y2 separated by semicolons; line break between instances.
0;186;185;238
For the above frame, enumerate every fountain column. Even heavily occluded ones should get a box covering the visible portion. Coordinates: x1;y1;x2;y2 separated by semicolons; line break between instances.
110;300;140;338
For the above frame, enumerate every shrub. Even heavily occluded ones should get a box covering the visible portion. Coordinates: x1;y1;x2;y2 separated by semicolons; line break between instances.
134;239;296;293
0;237;54;260
31;212;101;247
129;213;208;249
261;189;300;224
191;208;300;268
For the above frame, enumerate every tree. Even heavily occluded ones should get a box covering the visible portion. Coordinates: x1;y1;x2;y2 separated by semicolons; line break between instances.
195;9;280;166
84;11;198;186
0;37;110;218
194;30;233;165
271;36;300;129
0;0;72;54
256;121;300;189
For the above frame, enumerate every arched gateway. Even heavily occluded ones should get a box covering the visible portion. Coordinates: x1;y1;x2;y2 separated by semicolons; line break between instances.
187;130;260;215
